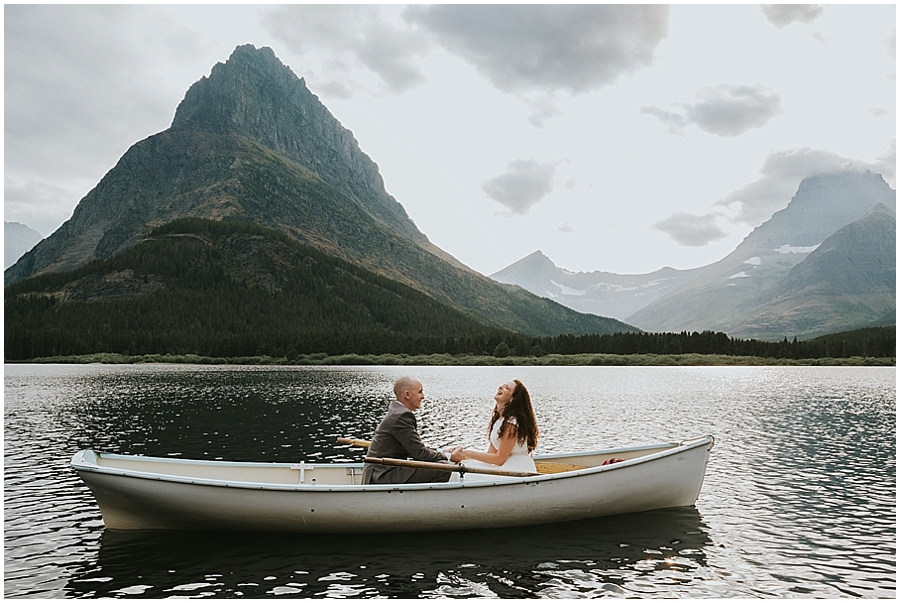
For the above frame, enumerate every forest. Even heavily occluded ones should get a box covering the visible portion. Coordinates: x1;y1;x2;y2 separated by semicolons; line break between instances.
6;306;894;364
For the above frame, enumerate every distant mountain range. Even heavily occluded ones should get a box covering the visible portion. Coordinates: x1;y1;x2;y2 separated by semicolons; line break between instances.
492;252;705;321
4;222;43;270
5;44;634;344
495;170;896;340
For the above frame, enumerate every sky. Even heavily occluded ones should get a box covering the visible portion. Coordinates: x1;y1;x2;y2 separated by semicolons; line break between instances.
4;4;896;276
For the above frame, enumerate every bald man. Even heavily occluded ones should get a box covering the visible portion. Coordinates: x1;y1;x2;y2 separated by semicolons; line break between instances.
362;377;464;484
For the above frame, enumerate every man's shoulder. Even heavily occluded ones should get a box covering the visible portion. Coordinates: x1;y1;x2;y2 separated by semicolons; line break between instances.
380;402;414;426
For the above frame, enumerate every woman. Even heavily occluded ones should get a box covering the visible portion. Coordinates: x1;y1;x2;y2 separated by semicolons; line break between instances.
452;379;539;474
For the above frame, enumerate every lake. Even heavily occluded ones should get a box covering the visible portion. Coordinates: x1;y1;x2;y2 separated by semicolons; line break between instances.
4;364;895;598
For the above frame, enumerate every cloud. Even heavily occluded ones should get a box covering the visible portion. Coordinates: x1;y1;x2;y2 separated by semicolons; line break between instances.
642;84;782;137
760;5;825;29
263;5;430;94
652;212;728;247
482;159;560;215
715;148;889;226
557;222;575;233
406;5;669;95
524;94;563;128
638;106;687;135
874;142;896;185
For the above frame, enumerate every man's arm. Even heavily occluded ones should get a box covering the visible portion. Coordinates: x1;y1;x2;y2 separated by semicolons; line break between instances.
393;411;447;463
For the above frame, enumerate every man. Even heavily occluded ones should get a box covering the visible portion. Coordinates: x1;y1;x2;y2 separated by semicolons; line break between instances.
362;376;465;484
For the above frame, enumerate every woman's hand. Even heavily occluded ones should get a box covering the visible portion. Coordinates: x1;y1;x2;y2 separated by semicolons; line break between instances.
459;430;518;466
448;446;467;463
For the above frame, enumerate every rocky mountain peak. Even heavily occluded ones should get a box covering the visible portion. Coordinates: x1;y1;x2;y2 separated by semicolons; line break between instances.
172;44;309;134
500;250;557;272
171;44;425;244
746;169;896;249
792;169;891;205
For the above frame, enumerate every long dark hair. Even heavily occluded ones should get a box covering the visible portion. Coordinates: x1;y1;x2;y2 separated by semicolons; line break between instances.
490;379;539;453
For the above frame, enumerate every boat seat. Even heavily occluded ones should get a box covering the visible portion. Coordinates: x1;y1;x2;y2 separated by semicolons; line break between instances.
534;460;589;474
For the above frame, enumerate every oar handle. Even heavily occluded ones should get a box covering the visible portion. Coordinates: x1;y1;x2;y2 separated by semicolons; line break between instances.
364;456;538;478
337;437;371;447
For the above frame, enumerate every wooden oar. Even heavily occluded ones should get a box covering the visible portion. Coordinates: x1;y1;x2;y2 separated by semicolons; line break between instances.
340;437;585;475
364;456;539;478
337;437;371;447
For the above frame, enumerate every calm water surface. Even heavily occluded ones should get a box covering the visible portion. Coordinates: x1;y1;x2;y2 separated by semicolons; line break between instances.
4;364;895;598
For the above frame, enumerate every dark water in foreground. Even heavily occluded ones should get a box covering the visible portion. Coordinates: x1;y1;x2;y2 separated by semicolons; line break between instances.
4;364;896;598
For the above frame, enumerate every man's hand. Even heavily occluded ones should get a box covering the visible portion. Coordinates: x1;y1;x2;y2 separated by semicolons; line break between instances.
448;447;467;463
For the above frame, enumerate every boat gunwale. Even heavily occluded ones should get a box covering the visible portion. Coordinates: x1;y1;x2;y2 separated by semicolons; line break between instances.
71;435;713;493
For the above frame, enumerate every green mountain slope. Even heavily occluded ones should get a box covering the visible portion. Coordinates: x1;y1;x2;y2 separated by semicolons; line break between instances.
5;44;633;337
726;204;896;339
5;219;525;360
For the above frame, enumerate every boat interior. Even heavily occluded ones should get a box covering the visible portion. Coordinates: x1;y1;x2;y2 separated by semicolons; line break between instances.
75;441;684;487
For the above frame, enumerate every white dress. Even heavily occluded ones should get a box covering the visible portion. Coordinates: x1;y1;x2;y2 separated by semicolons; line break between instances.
463;417;537;474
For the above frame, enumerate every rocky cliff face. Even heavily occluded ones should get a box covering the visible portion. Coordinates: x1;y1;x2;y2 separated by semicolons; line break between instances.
741;170;896;249
170;45;427;246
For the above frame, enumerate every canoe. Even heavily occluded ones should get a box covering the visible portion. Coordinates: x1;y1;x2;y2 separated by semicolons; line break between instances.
70;435;714;533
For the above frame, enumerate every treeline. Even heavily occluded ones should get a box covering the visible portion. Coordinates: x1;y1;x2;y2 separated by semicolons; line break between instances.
525;327;895;360
6;313;894;363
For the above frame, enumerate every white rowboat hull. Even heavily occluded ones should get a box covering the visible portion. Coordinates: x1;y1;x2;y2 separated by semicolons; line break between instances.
71;436;713;533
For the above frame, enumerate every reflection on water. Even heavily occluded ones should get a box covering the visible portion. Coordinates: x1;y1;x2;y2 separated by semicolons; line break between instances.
69;508;710;598
4;364;896;598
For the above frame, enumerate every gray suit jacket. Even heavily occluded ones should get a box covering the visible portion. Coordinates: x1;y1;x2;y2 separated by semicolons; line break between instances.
361;401;448;484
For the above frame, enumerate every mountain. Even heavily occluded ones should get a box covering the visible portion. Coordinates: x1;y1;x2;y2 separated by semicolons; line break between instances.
4;45;634;338
725;204;895;339
4;222;43;269
491;250;707;321
626;170;896;339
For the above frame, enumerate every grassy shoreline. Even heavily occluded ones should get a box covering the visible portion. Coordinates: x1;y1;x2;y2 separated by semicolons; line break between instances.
9;352;895;367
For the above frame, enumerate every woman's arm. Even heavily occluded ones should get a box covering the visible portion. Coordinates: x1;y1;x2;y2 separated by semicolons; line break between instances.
461;429;518;466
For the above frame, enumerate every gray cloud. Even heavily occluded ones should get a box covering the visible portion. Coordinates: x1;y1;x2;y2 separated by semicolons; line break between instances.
524;94;563;128
652;212;728;247
263;5;430;94
406;5;669;95
875;142;896;185
760;5;825;29
715;148;891;226
638;106;687;135
642;84;782;137
482;159;560;215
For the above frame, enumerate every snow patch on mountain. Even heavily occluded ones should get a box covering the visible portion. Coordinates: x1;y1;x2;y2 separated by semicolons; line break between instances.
776;244;819;254
550;280;587;296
